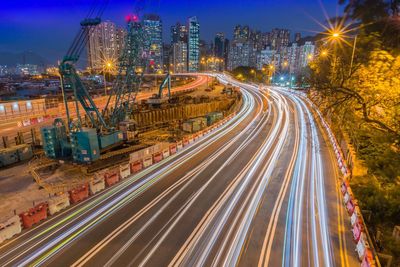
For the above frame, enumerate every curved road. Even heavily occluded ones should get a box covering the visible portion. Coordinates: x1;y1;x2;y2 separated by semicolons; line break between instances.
0;74;358;266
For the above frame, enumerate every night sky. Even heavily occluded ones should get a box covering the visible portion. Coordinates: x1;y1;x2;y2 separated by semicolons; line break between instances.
0;0;342;64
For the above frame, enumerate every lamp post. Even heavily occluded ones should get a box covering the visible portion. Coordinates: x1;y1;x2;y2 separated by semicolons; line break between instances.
103;62;112;96
349;35;357;76
330;30;358;76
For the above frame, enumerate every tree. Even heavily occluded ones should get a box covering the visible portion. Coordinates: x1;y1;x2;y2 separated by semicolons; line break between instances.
308;29;400;139
339;0;400;50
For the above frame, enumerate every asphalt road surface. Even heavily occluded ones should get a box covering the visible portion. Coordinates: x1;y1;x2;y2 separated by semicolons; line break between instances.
0;74;359;267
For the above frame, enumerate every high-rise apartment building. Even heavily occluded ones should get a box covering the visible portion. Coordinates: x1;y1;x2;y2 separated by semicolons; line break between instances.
88;21;126;71
171;22;188;43
299;41;315;68
233;25;250;41
143;14;163;71
214;33;225;58
89;21;126;70
188;16;200;72
172;42;188;73
270;28;290;51
170;22;188;73
228;41;251;70
295;33;301;43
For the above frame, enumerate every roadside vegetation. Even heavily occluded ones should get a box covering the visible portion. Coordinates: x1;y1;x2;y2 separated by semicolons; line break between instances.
307;0;400;264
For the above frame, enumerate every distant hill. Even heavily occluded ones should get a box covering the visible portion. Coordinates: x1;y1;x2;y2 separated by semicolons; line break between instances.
0;51;49;67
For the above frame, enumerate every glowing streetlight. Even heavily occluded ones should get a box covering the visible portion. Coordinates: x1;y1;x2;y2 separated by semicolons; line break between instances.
103;61;113;95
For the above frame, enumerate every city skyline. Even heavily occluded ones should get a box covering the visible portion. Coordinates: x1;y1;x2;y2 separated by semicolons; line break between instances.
0;0;342;63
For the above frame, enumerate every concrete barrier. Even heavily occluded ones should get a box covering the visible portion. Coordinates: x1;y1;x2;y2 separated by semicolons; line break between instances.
120;163;131;179
48;194;70;215
0;216;22;244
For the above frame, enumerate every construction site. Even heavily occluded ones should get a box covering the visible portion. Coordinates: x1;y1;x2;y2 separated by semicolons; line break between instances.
0;9;242;221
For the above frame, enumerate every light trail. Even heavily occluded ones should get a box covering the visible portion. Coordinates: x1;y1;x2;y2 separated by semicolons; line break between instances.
72;86;267;266
0;75;355;267
0;75;256;267
169;83;283;266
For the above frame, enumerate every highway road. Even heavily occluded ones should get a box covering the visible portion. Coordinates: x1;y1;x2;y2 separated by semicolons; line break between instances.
0;74;359;266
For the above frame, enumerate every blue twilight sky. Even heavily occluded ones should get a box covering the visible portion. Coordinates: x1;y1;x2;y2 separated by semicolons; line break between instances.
0;0;343;64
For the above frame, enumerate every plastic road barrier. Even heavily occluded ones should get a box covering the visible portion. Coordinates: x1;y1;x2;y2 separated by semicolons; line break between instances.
104;169;120;187
153;152;163;164
69;184;89;204
177;141;183;150
48;194;70;215
90;175;105;195
356;233;371;260
169;144;177;155
120;163;131;180
162;148;170;159
0;216;22;244
130;160;143;173
143;156;153;168
183;138;189;147
19;202;48;229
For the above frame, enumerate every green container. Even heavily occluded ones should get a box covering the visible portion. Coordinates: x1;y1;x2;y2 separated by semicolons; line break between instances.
0;147;19;167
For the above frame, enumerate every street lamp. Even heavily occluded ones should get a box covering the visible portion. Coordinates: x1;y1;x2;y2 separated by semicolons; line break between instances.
250;69;256;81
328;28;358;76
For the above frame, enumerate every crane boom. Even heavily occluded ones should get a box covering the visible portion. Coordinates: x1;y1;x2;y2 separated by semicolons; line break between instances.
104;16;148;127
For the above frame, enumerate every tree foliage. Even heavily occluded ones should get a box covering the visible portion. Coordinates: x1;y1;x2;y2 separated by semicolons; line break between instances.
308;1;400;261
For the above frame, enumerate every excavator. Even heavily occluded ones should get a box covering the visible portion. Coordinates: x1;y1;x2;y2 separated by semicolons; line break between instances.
147;73;172;107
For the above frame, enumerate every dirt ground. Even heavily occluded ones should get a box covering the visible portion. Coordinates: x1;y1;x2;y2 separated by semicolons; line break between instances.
0;163;48;221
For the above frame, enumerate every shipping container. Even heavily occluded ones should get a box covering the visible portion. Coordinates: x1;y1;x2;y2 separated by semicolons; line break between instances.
183;117;208;133
15;144;33;161
0;147;19;167
206;112;223;126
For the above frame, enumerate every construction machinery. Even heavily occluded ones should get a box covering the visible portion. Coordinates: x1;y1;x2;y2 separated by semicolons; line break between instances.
41;3;148;164
147;73;171;107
